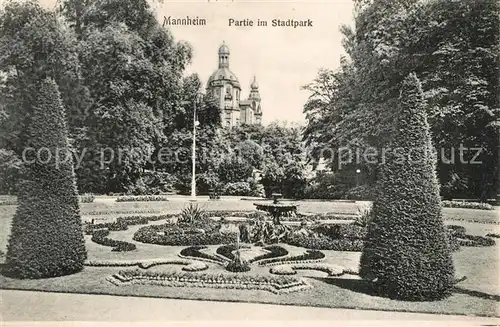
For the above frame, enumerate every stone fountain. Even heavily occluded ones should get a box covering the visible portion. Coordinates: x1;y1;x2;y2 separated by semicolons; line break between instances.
252;193;297;244
253;193;297;225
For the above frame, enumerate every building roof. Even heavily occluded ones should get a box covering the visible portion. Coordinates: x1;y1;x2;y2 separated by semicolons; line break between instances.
219;42;230;55
208;67;241;88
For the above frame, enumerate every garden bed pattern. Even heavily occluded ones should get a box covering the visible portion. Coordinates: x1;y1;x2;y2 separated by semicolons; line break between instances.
108;269;310;294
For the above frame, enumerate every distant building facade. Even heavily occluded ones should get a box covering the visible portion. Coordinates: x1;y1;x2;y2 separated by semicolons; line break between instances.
206;42;262;128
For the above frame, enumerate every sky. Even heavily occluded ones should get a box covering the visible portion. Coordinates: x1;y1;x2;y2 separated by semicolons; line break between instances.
34;0;356;124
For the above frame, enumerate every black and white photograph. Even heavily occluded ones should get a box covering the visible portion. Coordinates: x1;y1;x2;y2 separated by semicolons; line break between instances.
0;0;498;325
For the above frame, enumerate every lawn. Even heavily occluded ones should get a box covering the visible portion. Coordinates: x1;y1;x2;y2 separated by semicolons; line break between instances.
0;197;499;317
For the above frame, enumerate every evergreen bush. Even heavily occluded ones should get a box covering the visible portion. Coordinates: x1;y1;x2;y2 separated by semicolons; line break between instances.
359;73;455;300
4;78;87;279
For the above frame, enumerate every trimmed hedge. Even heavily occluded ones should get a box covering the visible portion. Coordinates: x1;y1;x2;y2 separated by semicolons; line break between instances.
359;74;455;301
84;220;128;234
116;195;169;202
249;245;288;263
4;79;87;279
216;244;237;261
458;234;495;247
286;234;364;251
259;250;325;266
442;200;494;210
133;224;236;246
84;214;174;235
91;229;136;252
226;259;251;272
179;246;225;264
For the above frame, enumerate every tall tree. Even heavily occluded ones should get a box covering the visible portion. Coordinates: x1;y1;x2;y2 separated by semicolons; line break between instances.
359;73;454;300
66;0;193;192
304;0;499;199
0;0;90;154
5;78;87;279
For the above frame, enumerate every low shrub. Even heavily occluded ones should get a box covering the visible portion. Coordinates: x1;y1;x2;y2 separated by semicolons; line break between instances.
116;195;169;202
249;245;288;263
216;244;237;261
222;182;251;196
84;220;128;234
486;233;500;238
91;229;137;252
312;223;366;240
178;203;207;225
442;200;494;210
179;246;225;264
312;224;341;239
285;234;363;251
79;193;95;203
226;259;251;272
344;185;376;201
133;224;236;246
458;234;496;247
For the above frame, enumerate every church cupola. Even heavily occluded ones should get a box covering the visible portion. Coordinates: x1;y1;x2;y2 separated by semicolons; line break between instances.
248;75;261;101
218;41;230;68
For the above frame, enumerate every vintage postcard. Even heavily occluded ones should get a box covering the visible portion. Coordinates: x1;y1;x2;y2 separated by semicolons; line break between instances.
0;0;499;325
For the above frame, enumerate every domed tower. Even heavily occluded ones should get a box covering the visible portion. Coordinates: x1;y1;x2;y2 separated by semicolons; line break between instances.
245;76;262;124
206;42;242;127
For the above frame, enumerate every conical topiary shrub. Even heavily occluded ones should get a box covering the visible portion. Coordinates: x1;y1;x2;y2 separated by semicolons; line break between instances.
359;73;455;301
4;78;87;279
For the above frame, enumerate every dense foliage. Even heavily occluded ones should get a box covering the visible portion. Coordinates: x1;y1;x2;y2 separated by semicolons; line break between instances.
359;73;455;301
303;0;499;200
4;78;87;279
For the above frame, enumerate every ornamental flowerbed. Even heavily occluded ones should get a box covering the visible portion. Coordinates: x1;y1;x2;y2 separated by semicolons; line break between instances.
116;195;169;202
259;250;326;266
109;269;310;294
209;210;358;222
133;224;236;246
85;210;161;216
270;263;345;277
84;214;175;235
85;258;208;271
215;245;288;263
179;246;227;264
90;229;137;252
249;245;288;263
216;244;238;261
